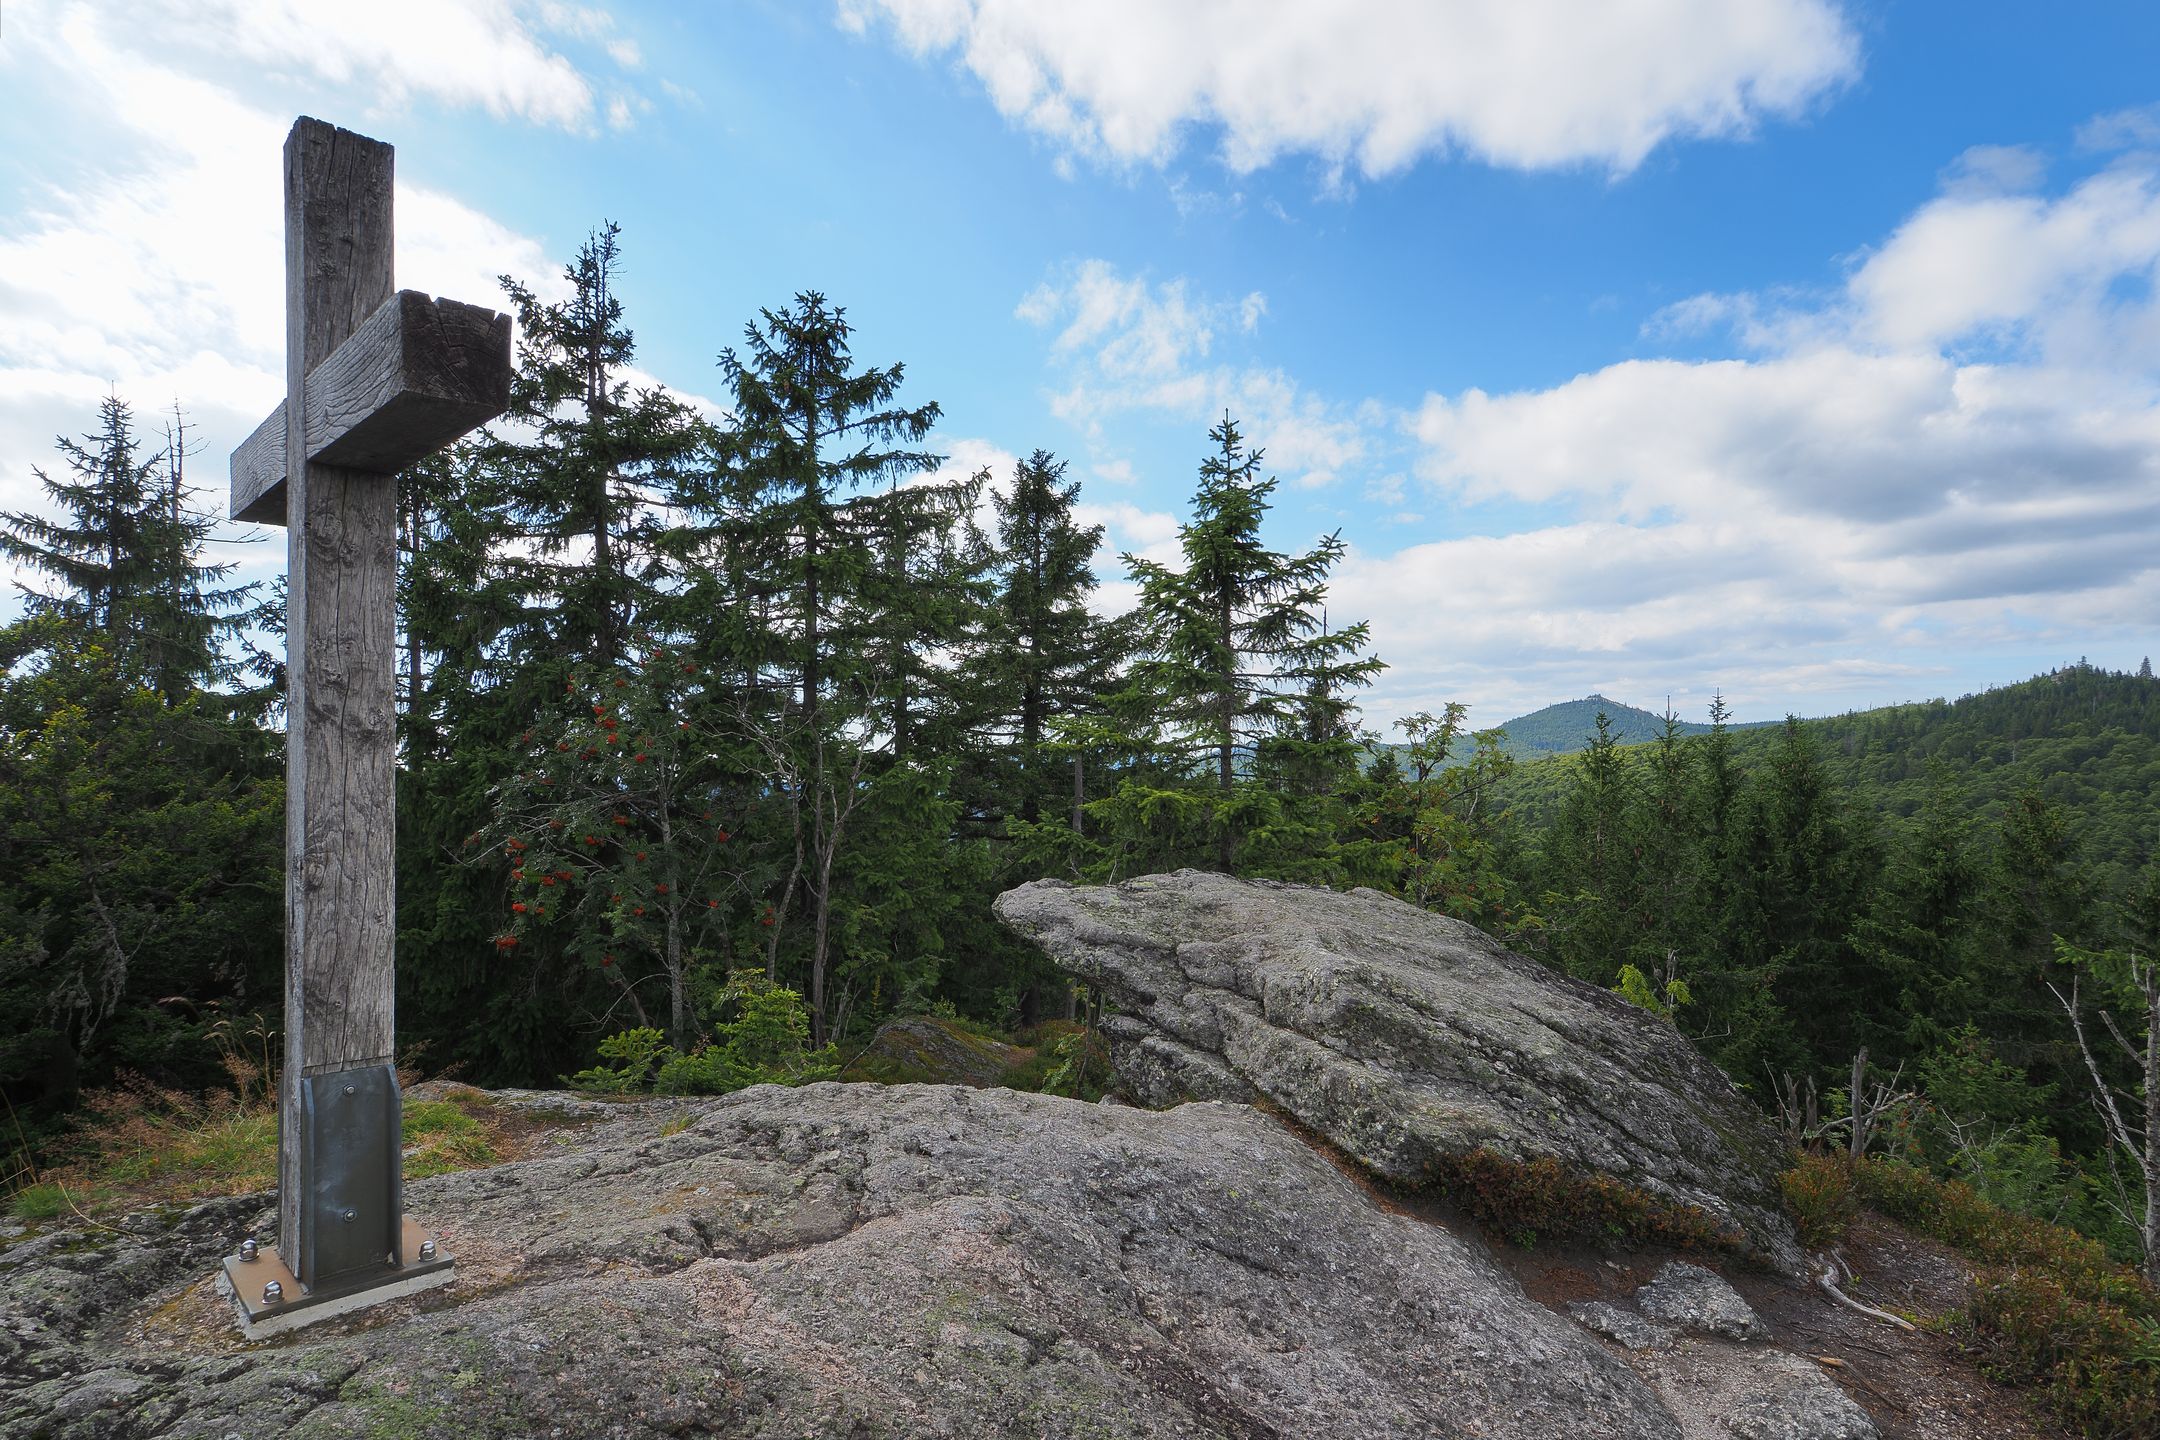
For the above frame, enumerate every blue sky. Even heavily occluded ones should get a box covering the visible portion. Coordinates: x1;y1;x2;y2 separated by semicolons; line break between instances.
4;1;2158;730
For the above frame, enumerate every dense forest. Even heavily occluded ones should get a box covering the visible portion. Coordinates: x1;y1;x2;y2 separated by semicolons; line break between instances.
5;227;2159;1271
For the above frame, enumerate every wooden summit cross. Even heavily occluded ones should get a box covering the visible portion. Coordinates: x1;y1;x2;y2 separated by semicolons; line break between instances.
219;117;510;1335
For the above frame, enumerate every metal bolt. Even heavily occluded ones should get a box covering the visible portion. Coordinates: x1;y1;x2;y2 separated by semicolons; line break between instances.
239;1238;259;1262
262;1280;283;1304
341;1208;357;1223
418;1239;437;1260
343;1084;356;1096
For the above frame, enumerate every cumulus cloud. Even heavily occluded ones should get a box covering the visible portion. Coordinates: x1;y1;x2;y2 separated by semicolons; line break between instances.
1002;143;2160;722
1018;259;1368;487
838;0;1858;177
1387;142;2160;724
0;0;610;595
111;0;636;131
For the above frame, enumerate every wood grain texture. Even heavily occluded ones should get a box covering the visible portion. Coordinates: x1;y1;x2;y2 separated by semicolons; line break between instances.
231;408;286;525
310;292;510;470
278;116;396;1276
229;290;509;524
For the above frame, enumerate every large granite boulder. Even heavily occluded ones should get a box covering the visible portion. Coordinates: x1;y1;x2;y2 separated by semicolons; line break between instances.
995;870;1800;1270
3;1083;1688;1439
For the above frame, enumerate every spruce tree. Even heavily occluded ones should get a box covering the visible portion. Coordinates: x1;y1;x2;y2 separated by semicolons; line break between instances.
705;292;947;1039
1114;413;1381;872
0;402;281;1116
1731;718;1878;1078
1539;712;1640;982
401;223;708;1083
485;223;709;682
711;291;943;728
1630;708;1698;997
1850;764;1984;1056
2;396;257;699
982;450;1109;827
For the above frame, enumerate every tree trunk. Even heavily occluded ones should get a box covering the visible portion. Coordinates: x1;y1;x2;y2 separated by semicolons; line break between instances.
2145;971;2160;1286
1216;594;1235;870
660;807;687;1050
809;807;840;1046
665;898;687;1052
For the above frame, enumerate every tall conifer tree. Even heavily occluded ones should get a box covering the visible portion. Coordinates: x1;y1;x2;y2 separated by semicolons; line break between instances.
707;292;947;1039
2;396;256;698
983;450;1110;827
1114;414;1380;871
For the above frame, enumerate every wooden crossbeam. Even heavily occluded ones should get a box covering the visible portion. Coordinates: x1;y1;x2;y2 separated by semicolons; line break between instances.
231;290;511;525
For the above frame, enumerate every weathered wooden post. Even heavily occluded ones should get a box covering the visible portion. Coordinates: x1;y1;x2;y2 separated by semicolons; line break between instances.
218;117;510;1336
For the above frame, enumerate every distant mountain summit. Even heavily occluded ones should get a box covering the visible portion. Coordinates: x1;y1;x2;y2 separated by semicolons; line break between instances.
1490;695;1720;760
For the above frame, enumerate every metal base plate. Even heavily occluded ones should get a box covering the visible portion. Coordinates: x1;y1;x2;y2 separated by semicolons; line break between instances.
220;1218;453;1338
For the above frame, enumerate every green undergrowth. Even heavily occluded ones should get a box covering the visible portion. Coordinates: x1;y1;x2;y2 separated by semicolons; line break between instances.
830;1014;1116;1100
839;1014;1023;1087
563;973;840;1096
1424;1148;1735;1254
997;1020;1114;1100
1779;1152;2160;1438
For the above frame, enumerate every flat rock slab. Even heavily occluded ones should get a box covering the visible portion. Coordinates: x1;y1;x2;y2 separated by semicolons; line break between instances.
996;871;1801;1269
1626;1342;1880;1440
1725;1373;1880;1440
1636;1261;1771;1342
3;1084;1691;1440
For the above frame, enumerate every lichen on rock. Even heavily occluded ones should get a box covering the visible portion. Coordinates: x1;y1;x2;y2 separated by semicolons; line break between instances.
995;870;1803;1270
1635;1260;1771;1342
4;1084;1689;1440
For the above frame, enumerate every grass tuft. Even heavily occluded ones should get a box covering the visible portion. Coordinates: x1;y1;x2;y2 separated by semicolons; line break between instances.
7;1076;507;1223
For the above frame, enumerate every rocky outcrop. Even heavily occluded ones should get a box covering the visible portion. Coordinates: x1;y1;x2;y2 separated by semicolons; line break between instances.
840;1014;1028;1087
5;1083;1696;1440
995;870;1801;1269
1569;1299;1678;1351
1635;1260;1771;1342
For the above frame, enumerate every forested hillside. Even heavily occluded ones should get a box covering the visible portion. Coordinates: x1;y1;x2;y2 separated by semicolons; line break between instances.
1485;694;1716;758
1497;667;2160;892
6;228;2159;1280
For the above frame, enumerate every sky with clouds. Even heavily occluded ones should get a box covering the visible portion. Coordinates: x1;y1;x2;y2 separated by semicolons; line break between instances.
3;0;2157;730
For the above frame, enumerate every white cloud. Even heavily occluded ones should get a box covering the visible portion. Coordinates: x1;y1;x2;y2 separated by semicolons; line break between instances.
2079;104;2160;153
1387;142;2160;723
1847;160;2160;364
1003;146;2160;722
1019;259;1366;487
0;0;599;596
839;0;1858;177
90;0;630;132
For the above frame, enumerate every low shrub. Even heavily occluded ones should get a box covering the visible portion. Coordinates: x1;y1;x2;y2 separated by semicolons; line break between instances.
1424;1149;1733;1253
1849;1157;2160;1438
566;973;839;1096
8;1075;508;1221
401;1100;501;1178
1967;1269;2160;1437
8;1182;69;1222
1778;1151;1858;1248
